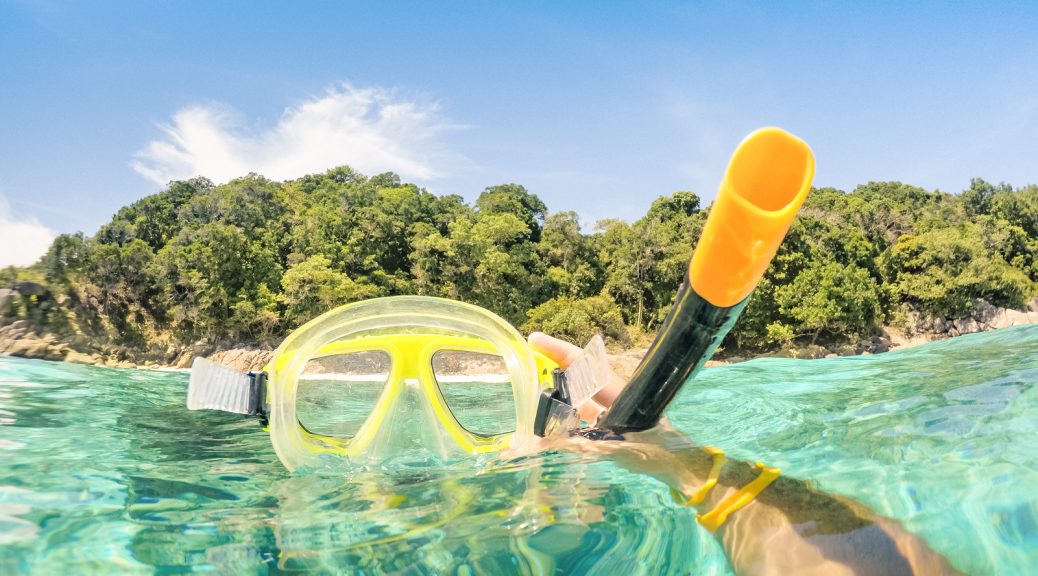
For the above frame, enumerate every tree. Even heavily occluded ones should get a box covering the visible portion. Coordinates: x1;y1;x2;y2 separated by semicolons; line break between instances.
882;226;1032;315
776;261;883;343
152;223;280;339
991;185;1038;238
12;159;1038;360
41;232;87;287
230;283;281;342
597;192;706;331
475;184;548;242
522;295;630;346
280;255;377;326
960;178;1009;217
539;211;603;298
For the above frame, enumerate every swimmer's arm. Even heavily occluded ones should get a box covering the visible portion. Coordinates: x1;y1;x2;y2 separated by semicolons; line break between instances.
692;453;963;576
529;333;961;576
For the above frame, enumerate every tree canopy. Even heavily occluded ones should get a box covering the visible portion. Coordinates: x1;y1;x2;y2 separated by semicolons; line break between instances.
4;167;1036;357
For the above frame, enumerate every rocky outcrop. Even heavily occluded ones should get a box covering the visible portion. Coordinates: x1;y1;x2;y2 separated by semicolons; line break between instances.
727;298;1038;361
0;288;18;313
13;282;48;298
207;348;275;372
0;321;72;363
0;322;143;368
4;296;1038;371
903;297;1038;339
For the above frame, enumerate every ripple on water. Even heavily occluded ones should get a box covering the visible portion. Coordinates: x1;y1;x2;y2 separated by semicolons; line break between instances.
1;326;1038;574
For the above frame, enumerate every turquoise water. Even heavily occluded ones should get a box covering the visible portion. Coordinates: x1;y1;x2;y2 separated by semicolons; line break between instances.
2;326;1037;574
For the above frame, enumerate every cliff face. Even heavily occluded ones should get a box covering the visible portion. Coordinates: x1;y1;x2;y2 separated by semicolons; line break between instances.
902;298;1038;339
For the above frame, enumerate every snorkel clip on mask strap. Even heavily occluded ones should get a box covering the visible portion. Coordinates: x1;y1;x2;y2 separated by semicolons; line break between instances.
246;371;269;425
533;334;611;437
533;368;579;437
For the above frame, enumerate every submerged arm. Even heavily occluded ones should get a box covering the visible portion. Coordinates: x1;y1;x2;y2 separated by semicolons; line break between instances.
530;333;961;576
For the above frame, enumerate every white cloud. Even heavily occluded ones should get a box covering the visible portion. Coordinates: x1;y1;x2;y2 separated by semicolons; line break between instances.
132;84;461;186
0;194;55;268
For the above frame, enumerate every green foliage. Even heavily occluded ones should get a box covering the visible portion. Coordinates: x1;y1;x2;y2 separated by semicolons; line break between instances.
882;226;1032;315
230;283;280;342
961;178;1010;217
539;211;603;298
776;261;883;341
475;184;547;242
990;185;1038;238
597;192;706;330
522;295;630;346
280;255;377;325
41;233;88;287
12;165;1038;358
765;321;795;346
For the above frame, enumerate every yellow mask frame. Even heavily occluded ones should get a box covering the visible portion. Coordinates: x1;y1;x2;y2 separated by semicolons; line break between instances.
264;296;557;471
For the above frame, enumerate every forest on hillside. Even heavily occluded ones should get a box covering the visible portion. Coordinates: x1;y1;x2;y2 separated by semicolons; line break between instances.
2;166;1037;358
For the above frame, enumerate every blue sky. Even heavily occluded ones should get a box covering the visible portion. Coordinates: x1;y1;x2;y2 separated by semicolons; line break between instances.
2;1;1038;266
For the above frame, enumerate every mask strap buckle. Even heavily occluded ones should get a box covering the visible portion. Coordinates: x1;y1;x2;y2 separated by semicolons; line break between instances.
533;371;579;437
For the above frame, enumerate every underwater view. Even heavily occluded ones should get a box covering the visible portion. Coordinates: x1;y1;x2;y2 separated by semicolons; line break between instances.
1;325;1036;574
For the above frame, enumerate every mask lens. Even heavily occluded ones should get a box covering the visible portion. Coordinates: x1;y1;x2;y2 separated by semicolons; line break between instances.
432;349;515;436
296;350;391;439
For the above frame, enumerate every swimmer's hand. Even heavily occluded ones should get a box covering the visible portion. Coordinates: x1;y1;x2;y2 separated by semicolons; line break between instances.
527;331;627;424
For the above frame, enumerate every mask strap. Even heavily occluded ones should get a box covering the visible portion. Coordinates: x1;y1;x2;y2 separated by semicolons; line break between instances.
187;357;268;423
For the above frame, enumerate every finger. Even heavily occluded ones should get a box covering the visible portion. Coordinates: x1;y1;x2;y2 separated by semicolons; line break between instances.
527;331;584;369
593;374;627;409
577;398;605;425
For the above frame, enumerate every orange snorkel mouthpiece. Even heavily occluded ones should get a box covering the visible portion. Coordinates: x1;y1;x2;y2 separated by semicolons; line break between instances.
690;127;815;307
597;127;815;434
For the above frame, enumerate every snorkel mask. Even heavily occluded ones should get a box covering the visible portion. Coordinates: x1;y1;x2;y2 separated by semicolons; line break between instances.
188;295;609;470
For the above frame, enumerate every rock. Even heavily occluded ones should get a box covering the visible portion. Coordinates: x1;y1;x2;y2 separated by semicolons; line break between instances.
7;320;31;332
2;327;27;340
790;344;828;359
866;336;892;353
1005;309;1038;327
952;318;970;334
102;357;134;368
0;288;18;311
971;299;998;324
174;352;194;369
4;337;53;360
13;282;47;298
825;353;838;359
208;348;274;372
65;350;96;365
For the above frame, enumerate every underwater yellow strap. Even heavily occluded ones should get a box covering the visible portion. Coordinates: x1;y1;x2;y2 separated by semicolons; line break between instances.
671;448;781;533
671;446;727;507
697;462;780;533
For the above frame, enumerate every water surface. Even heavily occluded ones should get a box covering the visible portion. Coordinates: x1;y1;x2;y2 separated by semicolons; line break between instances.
3;326;1038;574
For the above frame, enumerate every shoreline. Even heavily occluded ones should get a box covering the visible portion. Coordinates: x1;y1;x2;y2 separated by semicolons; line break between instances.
2;298;1037;374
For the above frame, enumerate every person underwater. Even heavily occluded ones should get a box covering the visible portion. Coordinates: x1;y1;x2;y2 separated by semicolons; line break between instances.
186;127;961;575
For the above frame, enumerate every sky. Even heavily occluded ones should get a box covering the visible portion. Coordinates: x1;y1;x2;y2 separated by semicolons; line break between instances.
2;1;1038;267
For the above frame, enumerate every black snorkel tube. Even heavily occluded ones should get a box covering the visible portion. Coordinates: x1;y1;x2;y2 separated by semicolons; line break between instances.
596;127;815;435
